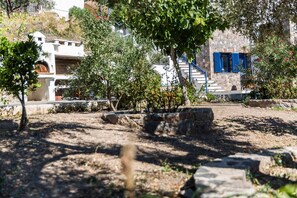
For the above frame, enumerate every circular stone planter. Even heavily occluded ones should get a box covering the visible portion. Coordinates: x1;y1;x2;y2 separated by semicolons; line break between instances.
101;108;214;136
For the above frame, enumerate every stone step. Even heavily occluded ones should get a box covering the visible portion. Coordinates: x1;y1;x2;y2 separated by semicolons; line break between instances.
194;79;215;83
208;86;224;90
208;83;218;87
183;70;204;75
182;69;204;75
191;75;205;79
183;147;297;198
179;60;225;93
179;63;188;67
208;89;225;92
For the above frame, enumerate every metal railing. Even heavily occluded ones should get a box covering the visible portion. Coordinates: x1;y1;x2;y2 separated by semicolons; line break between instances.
180;55;208;93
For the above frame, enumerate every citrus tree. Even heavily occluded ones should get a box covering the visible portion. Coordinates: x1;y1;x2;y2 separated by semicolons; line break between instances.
0;36;40;131
112;0;228;105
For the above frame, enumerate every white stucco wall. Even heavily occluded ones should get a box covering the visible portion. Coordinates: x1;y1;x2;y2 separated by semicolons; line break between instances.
52;0;84;19
28;79;49;101
153;57;176;86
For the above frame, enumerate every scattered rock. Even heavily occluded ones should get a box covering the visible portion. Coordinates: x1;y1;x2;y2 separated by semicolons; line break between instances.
185;147;297;198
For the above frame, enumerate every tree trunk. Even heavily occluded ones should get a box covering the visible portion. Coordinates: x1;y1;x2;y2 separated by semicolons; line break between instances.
18;92;28;131
170;47;191;106
107;80;116;111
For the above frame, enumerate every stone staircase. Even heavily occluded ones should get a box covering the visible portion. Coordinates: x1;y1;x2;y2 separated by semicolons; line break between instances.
179;61;225;93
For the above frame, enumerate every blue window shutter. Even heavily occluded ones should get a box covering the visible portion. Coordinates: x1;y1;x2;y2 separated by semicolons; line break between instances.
214;52;222;73
232;52;240;73
243;55;249;69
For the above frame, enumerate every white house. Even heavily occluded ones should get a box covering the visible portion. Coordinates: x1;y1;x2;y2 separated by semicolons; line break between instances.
28;32;84;101
27;0;84;19
51;0;84;19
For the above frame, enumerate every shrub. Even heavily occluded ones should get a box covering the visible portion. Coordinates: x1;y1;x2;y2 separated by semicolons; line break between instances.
206;93;216;102
243;35;297;99
145;84;183;112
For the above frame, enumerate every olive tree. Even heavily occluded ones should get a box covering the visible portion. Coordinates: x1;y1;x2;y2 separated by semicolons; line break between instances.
0;36;40;131
68;8;162;111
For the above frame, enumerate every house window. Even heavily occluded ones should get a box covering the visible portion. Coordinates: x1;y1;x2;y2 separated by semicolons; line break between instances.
214;52;249;73
221;53;232;72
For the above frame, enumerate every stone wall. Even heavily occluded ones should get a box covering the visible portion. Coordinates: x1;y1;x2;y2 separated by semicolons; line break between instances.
248;99;297;109
212;72;241;92
196;29;250;91
195;41;211;73
0;91;19;104
0;100;108;117
102;108;214;136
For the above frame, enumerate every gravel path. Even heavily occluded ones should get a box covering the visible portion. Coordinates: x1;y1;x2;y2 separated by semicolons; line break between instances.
0;103;296;197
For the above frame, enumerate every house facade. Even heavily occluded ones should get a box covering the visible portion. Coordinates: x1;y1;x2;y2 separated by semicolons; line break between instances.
193;20;297;93
194;29;251;92
27;32;84;101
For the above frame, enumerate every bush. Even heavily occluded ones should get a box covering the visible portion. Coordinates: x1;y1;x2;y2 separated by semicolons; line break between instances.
206;93;216;102
145;84;183;112
243;35;297;99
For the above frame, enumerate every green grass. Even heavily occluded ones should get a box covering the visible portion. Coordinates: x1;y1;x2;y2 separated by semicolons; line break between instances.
160;159;174;172
272;106;286;111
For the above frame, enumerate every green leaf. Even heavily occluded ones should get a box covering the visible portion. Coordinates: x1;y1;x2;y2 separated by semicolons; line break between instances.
193;17;205;26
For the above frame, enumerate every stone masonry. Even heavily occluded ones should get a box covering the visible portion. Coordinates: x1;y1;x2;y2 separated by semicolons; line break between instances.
102;108;214;135
248;99;297;109
196;29;250;91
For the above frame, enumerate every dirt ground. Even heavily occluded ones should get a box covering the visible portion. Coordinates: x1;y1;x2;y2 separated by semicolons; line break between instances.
0;103;296;197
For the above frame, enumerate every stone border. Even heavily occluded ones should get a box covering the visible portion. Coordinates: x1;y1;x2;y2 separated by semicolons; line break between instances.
180;147;297;198
0;100;108;117
248;99;297;109
102;108;214;135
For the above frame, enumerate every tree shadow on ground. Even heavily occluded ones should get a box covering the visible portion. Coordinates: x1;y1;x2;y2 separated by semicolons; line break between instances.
0;119;125;198
225;116;297;136
0;112;296;197
136;128;257;174
135;115;297;174
0;117;173;197
0;119;19;132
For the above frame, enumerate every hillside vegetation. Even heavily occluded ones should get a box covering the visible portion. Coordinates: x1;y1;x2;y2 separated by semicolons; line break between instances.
0;11;82;41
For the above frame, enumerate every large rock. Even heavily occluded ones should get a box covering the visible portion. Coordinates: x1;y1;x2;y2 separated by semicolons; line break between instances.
185;147;297;198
